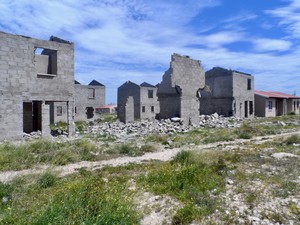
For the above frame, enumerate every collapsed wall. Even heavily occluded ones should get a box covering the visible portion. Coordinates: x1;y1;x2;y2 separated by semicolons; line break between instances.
157;53;205;125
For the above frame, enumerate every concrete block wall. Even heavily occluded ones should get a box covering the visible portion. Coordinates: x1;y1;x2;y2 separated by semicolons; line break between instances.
118;81;141;123
117;81;160;123
74;82;105;121
157;53;205;124
140;86;159;120
125;96;134;123
0;31;75;140
201;67;254;118
232;71;254;118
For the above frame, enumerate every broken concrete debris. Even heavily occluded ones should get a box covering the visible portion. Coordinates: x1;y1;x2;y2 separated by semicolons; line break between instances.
76;114;241;140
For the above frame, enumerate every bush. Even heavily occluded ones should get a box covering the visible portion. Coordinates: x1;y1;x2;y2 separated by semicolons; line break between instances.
37;172;56;188
107;144;143;157
284;135;300;145
171;151;194;165
0;182;11;207
235;123;255;139
140;144;156;152
172;204;197;225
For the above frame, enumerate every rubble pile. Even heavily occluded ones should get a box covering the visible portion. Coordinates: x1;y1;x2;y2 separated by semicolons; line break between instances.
82;113;241;139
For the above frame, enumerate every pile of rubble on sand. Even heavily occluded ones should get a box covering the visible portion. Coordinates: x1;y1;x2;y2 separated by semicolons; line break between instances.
83;113;242;139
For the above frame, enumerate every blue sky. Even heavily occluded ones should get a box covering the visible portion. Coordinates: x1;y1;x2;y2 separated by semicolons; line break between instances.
1;0;300;103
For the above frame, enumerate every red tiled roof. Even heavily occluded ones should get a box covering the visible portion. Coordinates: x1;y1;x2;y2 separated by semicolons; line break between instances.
255;90;300;99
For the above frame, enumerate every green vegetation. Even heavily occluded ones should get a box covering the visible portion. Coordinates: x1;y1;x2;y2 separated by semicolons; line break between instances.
0;173;139;224
284;134;300;145
138;151;226;224
1;115;300;224
75;121;86;133
107;143;144;156
50;121;68;131
37;172;57;189
100;113;118;123
0;139;99;171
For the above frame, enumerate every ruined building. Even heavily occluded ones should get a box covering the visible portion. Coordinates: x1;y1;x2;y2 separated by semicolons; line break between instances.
0;31;75;140
200;67;254;118
52;80;106;123
157;53;205;125
118;81;159;123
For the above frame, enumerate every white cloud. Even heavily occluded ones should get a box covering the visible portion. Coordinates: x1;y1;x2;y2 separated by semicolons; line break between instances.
0;0;300;102
266;0;300;38
252;38;292;52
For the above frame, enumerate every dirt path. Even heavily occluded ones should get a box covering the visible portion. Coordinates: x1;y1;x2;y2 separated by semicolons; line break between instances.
1;130;299;183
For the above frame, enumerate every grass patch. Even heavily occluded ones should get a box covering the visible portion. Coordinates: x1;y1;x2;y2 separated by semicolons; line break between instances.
284;135;300;145
37;172;57;189
0;173;139;224
50;121;68;131
99;113;118;123
0;138;100;171
138;151;226;223
146;134;169;145
202;128;234;143
75;121;86;134
107;143;144;157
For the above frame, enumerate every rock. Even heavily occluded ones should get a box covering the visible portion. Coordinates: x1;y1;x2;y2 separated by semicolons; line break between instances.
278;121;287;126
2;196;9;203
227;179;234;185
271;152;299;159
212;112;219;118
171;117;181;122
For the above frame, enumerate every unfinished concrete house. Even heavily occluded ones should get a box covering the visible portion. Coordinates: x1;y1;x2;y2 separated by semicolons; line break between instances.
255;90;300;117
52;80;106;123
74;80;105;121
0;31;75;140
118;81;159;123
157;53;205;125
200;67;254;118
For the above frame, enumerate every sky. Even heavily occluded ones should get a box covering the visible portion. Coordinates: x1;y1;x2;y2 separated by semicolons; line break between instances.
1;0;300;104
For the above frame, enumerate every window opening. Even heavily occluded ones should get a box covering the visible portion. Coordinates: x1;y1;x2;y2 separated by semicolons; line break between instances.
247;79;251;90
88;88;95;99
148;90;153;98
249;101;253;115
35;47;57;75
268;101;273;111
86;107;94;119
244;101;248;118
57;106;62;116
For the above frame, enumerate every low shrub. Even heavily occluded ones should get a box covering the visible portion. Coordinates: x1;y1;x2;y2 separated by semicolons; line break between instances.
171;150;194;165
37;172;57;189
284;135;300;145
107;144;143;156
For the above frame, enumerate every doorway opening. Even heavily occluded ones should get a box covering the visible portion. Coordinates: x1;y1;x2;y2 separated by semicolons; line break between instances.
23;101;42;133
